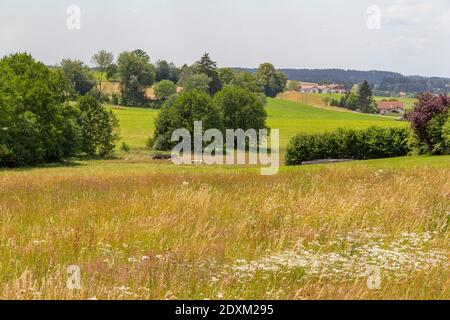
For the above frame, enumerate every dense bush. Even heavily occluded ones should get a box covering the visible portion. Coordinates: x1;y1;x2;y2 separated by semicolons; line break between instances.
0;53;121;167
409;93;449;154
285;127;411;165
213;86;267;132
443;117;450;148
151;86;269;151
153;80;177;100
0;54;79;166
77;96;120;157
152;90;223;150
60;59;96;96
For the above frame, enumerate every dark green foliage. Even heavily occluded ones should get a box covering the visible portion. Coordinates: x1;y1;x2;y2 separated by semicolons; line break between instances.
218;68;236;86
443;117;450;151
213;86;268;131
155;60;180;83
232;72;263;93
111;93;119;105
330;98;340;107
256;63;288;97
131;49;150;62
0;53;122;167
154;80;177;100
106;63;118;81
0;53;81;167
152;86;270;151
285;127;411;165
152;90;223;150
146;100;165;109
426;112;449;154
338;82;376;113
77;96;120;157
180;74;211;93
193;53;222;95
60;59;95;96
357;80;377;113
121;142;130;153
117;50;155;106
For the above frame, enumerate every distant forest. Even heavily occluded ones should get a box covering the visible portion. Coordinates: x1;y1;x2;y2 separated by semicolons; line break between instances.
233;68;450;95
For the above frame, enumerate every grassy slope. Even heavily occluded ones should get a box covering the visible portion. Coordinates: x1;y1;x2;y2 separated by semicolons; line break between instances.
312;93;417;110
266;98;406;148
108;98;406;152
107;105;158;151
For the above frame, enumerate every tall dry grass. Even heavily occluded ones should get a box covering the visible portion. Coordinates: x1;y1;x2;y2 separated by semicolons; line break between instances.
0;163;448;299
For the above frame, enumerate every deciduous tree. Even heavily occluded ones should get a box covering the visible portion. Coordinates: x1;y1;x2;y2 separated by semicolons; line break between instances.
117;50;155;106
91;50;114;95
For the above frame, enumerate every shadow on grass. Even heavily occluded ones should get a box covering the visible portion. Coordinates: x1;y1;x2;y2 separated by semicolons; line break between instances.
0;160;86;172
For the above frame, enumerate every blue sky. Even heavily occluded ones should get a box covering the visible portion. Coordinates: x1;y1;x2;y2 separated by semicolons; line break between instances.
1;0;450;77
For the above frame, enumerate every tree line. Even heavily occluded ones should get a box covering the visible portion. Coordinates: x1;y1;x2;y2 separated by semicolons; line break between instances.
330;80;377;114
59;49;288;108
0;49;288;167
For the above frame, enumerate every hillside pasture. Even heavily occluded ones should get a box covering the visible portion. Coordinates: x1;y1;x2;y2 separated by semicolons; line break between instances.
109;98;407;154
278;91;417;112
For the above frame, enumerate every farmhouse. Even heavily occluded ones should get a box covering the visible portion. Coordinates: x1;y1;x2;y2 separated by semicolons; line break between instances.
376;101;405;115
298;82;320;94
298;82;346;94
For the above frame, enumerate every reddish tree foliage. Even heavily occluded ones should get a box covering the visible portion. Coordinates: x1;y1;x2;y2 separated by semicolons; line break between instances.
409;93;449;151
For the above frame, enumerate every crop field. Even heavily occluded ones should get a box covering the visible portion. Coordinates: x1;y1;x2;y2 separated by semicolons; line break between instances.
0;98;448;300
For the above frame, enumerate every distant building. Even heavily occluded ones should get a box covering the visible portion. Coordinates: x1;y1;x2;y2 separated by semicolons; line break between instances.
376;101;405;115
298;82;346;94
327;84;346;94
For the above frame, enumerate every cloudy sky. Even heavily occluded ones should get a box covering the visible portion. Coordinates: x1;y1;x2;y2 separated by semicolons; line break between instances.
1;0;450;77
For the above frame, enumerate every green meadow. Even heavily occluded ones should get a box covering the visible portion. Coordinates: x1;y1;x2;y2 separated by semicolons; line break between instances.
109;98;406;153
312;93;417;110
1;97;448;301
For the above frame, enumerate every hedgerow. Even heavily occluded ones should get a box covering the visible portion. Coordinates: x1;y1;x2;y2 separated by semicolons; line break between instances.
285;126;411;165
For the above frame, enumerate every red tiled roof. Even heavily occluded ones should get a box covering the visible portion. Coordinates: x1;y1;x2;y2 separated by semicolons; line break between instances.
376;101;405;110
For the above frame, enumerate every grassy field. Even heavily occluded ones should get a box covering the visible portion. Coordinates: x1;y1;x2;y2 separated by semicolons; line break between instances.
266;99;405;149
0;98;448;300
109;98;406;153
308;92;418;110
108;105;158;151
0;155;448;299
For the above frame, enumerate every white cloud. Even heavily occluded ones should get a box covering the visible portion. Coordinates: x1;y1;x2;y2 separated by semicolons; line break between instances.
383;0;435;26
430;9;450;34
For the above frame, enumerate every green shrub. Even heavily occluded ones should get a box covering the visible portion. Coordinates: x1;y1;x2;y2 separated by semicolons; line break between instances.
426;112;449;155
152;90;223;151
111;93;119;106
154;80;177;100
146;100;164;109
77;96;120;157
443;116;450;150
120;142;130;153
286;126;411;165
